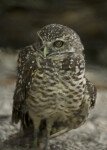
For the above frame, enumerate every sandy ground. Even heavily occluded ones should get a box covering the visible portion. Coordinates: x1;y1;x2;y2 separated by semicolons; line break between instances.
0;52;107;150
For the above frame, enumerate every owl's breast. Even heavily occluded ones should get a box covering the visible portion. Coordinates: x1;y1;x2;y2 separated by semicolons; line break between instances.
27;54;86;118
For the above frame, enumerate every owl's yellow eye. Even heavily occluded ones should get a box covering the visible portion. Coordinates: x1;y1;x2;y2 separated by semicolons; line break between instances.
54;41;63;47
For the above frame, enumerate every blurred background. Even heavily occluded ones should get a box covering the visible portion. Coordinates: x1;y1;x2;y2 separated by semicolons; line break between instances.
0;0;107;65
0;0;107;149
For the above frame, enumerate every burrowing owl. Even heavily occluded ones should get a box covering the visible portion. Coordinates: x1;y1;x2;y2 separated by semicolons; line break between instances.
12;24;97;150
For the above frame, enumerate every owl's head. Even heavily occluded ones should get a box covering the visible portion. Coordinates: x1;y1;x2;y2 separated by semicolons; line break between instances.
34;24;84;58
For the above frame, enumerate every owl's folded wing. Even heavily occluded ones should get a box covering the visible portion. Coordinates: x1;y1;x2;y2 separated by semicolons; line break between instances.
12;46;37;130
86;78;97;108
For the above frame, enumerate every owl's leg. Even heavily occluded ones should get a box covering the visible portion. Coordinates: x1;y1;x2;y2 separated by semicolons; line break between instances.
33;119;41;150
38;118;54;150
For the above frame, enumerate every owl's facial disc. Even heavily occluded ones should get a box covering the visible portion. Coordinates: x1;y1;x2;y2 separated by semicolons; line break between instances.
36;24;84;57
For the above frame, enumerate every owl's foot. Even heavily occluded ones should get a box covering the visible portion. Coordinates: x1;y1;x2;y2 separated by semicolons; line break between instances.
32;139;48;150
38;141;48;150
32;131;48;150
37;129;49;150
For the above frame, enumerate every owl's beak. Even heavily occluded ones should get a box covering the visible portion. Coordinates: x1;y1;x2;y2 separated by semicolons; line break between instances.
43;47;49;57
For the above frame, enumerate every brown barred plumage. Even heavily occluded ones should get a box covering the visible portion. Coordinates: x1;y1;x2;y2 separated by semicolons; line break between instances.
12;24;97;150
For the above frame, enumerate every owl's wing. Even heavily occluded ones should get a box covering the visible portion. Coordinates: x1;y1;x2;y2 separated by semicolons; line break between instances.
12;45;37;130
86;78;97;108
